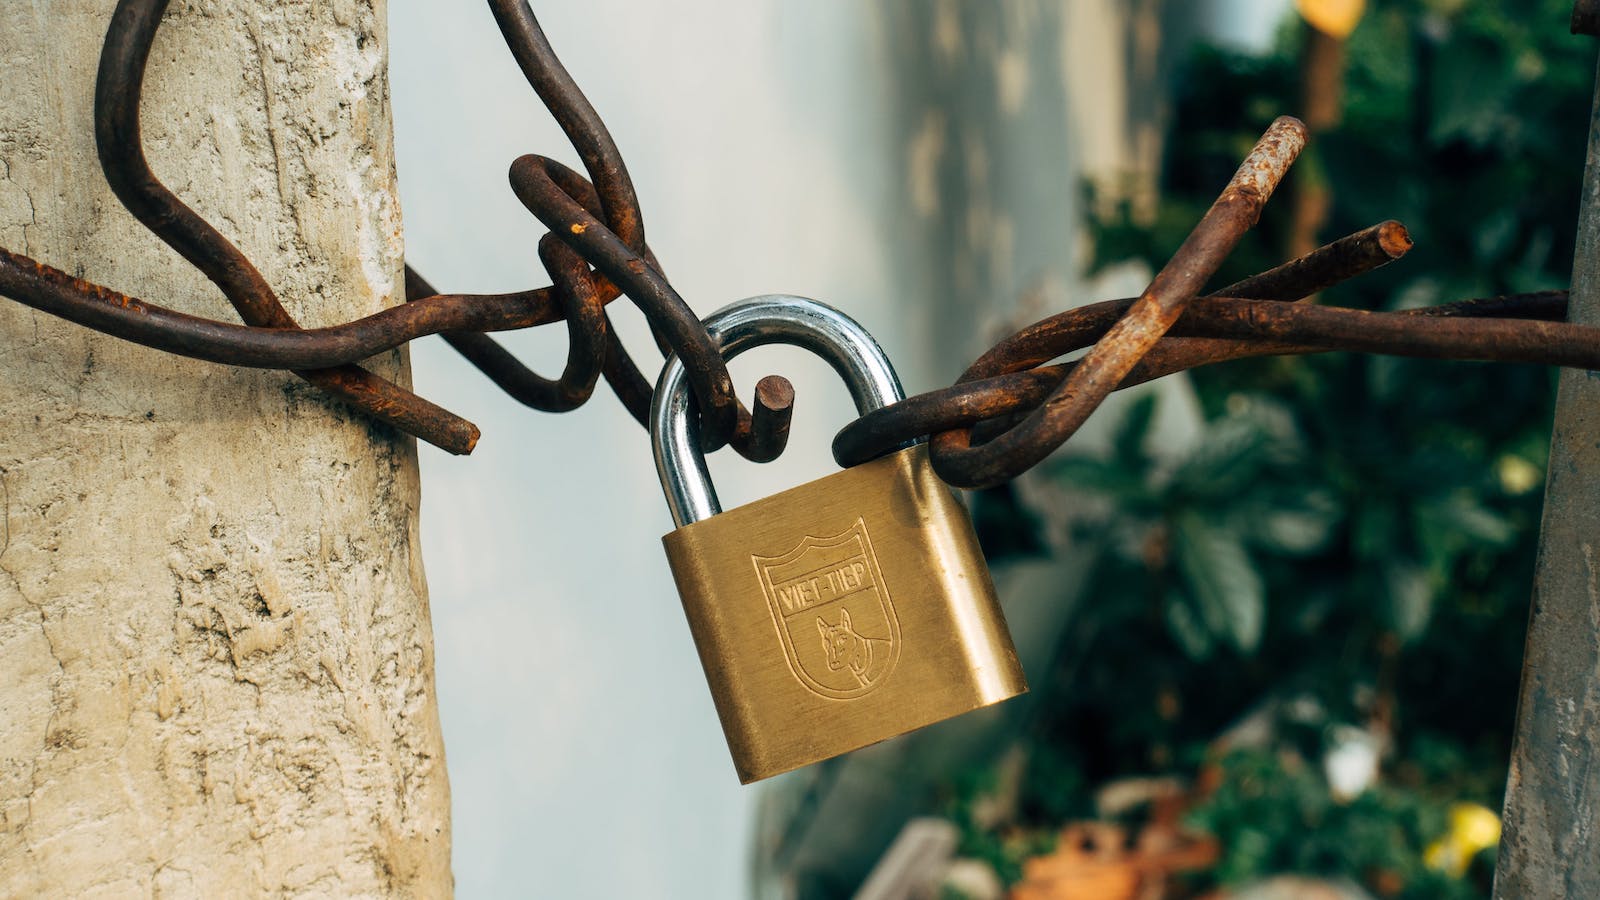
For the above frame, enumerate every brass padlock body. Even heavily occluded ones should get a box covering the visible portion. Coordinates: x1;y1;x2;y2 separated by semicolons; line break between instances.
664;444;1027;783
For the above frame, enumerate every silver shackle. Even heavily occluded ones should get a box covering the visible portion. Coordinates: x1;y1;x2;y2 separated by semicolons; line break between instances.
651;295;906;528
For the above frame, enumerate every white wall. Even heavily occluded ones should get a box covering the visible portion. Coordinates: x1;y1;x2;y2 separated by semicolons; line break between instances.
389;4;906;897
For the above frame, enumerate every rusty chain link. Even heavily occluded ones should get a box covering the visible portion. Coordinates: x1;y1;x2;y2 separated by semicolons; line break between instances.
1;0;1597;489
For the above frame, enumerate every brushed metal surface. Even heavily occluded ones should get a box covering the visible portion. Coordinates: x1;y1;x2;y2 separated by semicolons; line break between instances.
664;445;1027;783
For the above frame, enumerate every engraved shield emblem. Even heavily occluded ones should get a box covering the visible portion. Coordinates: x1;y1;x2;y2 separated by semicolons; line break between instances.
754;518;900;699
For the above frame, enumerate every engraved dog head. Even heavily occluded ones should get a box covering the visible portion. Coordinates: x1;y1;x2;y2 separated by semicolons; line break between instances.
817;608;863;673
816;607;892;690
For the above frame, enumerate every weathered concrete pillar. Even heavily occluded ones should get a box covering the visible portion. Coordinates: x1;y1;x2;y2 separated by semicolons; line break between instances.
0;2;452;895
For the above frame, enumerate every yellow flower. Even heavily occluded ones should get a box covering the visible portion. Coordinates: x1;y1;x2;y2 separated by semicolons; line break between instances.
1449;802;1502;855
1425;803;1502;877
1497;454;1542;495
1296;0;1367;39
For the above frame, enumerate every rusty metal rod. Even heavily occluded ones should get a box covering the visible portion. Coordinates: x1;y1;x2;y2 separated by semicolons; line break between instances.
834;290;1572;468
96;0;280;323
747;376;797;465
829;220;1416;464
400;162;638;415
489;0;644;254
927;117;1310;488
507;154;746;443
1219;220;1412;300
400;4;792;460
407;154;791;459
487;1;793;459
967;220;1414;381
0;247;547;368
0;0;790;459
6;238;1490;378
13;206;1568;474
92;0;479;454
405;237;609;414
2;4;1588;481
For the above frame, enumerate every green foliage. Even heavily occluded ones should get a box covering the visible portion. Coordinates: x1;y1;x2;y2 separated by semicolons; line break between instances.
1190;750;1489;899
1046;393;1324;660
1091;0;1592;304
962;1;1591;896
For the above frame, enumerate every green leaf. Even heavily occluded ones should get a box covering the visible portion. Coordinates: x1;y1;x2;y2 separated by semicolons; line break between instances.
1414;491;1516;579
1173;512;1266;653
1473;208;1519;262
1247;497;1339;555
1171;417;1271;500
1112;393;1159;463
1351;498;1400;563
1385;559;1435;642
1165;591;1214;661
1429;34;1514;147
1439;492;1515;545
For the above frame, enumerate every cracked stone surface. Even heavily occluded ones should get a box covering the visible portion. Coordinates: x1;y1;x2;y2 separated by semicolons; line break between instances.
0;2;452;896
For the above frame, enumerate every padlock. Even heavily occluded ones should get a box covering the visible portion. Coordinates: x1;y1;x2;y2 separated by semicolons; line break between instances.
652;295;1027;783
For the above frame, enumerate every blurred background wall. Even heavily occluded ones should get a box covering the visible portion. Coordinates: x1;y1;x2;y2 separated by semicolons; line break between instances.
387;2;1292;897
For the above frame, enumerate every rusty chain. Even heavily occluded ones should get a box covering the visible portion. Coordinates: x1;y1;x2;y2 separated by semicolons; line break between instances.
0;0;1597;490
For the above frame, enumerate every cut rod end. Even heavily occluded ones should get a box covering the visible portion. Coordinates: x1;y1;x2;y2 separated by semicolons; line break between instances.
742;374;795;463
1377;220;1414;259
